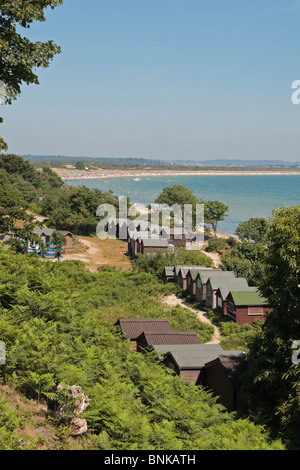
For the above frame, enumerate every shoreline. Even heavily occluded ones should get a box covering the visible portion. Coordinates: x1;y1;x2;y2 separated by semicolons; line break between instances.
52;168;300;181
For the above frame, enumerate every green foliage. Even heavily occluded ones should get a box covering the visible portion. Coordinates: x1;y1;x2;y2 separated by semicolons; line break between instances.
154;184;202;229
0;168;44;252
0;154;123;236
40;184;120;235
258;206;300;339
220;321;262;352
0;154;64;205
167;305;214;343
75;160;86;170
206;236;237;253
0;154;41;187
0;248;283;450
242;206;300;449
221;241;267;285
235;217;269;244
155;184;199;207
202;307;263;352
18;372;57;405
51;231;66;258
204;200;229;237
133;247;213;280
0;393;21;450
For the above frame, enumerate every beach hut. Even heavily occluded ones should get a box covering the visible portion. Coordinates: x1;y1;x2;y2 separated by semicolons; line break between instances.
116;218;128;240
225;290;271;325
115;318;173;351
128;230;154;255
57;230;73;249
205;277;249;310
138;237;169;255
161;227;187;248
203;353;247;412
157;344;225;384
174;265;185;286
164;266;175;283
186;268;224;297
106;216;117;238
216;285;257;315
136;331;201;352
195;270;235;303
127;219;149;233
179;266;213;291
32;227;73;253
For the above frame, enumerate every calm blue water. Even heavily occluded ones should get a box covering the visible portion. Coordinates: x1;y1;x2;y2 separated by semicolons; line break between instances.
68;174;300;235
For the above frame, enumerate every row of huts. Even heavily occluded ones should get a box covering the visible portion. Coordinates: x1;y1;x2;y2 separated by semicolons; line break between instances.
164;265;271;326
27;227;74;259
106;217;192;255
115;318;247;412
0;227;74;259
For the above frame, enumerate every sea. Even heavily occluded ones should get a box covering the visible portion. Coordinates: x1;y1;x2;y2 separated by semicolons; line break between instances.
68;174;300;235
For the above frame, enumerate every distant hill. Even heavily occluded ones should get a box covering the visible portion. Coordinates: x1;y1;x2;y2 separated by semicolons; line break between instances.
174;159;300;168
22;155;300;169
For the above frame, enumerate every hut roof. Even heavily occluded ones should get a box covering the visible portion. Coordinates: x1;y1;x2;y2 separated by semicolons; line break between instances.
179;266;213;279
128;230;154;240
217;284;256;300
34;227;54;237
137;331;201;346
188;267;220;281
115;318;173;340
161;227;187;238
229;290;269;306
139;238;169;247
164;266;175;275
154;344;224;367
166;347;244;370
196;269;235;284
208;277;248;297
205;355;247;387
128;219;149;230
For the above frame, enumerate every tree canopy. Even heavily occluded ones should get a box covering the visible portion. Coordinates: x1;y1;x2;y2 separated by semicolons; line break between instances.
204;200;229;237
155;184;199;208
235;217;269;244
221;240;267;286
242;206;300;449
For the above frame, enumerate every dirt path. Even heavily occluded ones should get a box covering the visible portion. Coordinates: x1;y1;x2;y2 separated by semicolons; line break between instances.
201;250;222;268
162;294;221;344
62;237;101;269
62;236;132;272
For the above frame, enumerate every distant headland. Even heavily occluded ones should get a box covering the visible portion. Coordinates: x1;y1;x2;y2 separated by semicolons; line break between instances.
22;155;300;180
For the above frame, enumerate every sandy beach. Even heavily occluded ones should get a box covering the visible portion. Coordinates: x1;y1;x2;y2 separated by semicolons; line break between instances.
52;167;300;180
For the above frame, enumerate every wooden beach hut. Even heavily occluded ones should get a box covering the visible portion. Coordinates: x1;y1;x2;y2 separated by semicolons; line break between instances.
225;290;271;325
115;318;173;351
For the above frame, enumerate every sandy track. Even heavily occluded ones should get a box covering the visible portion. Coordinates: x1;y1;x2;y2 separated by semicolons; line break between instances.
62;236;132;272
162;294;221;344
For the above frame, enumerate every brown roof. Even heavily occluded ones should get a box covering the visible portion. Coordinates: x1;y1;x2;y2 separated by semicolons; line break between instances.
115;318;173;340
205;355;247;387
136;331;201;346
58;230;73;236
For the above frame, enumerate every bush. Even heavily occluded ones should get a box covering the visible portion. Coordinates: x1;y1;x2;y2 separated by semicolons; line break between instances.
133;247;212;280
206;238;227;252
0;394;20;450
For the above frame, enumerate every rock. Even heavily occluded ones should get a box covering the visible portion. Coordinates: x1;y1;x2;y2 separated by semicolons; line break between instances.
70;417;88;436
68;385;90;416
55;384;90;436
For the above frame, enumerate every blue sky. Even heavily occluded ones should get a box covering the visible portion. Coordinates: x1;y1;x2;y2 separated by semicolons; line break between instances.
2;0;300;161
